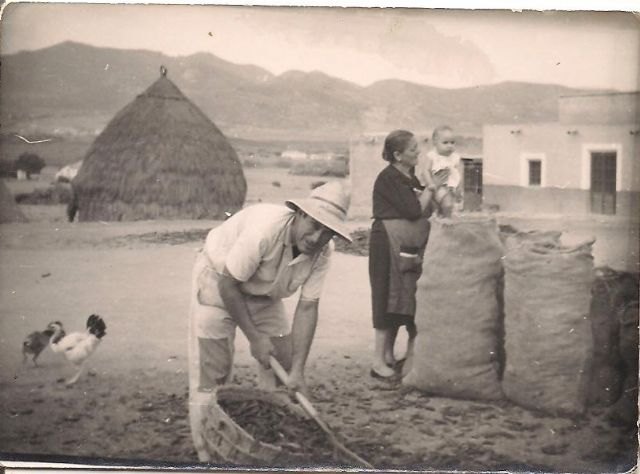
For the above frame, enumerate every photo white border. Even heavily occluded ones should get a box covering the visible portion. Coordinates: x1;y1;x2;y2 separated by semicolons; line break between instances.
0;2;638;473
2;0;640;10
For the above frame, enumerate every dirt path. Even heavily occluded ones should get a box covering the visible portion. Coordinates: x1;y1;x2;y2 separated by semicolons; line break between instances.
0;220;637;471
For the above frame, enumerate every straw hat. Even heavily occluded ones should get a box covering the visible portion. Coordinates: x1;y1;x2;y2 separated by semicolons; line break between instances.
285;181;352;242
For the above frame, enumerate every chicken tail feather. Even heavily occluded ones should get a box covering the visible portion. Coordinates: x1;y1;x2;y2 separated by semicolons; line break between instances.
86;314;107;339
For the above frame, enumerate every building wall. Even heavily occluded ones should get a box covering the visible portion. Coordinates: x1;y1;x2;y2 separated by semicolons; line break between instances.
559;93;640;125
483;122;640;216
484;186;639;216
281;150;307;160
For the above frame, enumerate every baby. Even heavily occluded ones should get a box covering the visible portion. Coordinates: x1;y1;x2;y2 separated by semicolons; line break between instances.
416;125;462;217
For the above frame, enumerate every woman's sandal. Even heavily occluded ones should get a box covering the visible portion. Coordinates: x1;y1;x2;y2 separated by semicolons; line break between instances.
392;358;406;373
370;368;398;381
385;358;406;372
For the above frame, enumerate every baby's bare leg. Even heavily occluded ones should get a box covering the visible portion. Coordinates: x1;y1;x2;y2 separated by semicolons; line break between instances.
439;190;455;217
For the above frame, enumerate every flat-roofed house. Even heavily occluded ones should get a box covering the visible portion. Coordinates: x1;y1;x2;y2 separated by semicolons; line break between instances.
483;92;639;217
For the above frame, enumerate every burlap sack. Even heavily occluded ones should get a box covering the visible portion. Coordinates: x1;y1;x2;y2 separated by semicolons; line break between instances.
610;300;639;426
403;215;505;401
587;267;625;406
499;227;562;249
502;238;595;416
496;228;563;380
604;271;639;425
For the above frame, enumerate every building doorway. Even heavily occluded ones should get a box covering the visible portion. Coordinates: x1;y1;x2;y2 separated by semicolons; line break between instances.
462;158;483;211
590;151;617;215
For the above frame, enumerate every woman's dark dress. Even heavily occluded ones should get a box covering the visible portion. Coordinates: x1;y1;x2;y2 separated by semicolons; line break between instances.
369;164;431;331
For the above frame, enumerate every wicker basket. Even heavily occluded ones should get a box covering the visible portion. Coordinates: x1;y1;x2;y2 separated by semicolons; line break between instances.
202;386;308;466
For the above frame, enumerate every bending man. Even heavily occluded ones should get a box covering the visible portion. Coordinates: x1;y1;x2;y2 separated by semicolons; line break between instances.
188;181;351;461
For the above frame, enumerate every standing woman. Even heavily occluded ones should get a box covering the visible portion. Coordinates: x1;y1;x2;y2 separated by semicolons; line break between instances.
369;130;447;379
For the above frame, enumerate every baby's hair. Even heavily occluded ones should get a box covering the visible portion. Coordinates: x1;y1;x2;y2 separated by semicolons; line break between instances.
432;125;453;142
382;129;415;162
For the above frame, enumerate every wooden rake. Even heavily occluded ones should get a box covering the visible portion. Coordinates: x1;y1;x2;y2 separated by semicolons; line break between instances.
269;356;374;469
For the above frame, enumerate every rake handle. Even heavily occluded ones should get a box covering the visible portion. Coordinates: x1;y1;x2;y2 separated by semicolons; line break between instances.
268;356;374;469
268;356;318;415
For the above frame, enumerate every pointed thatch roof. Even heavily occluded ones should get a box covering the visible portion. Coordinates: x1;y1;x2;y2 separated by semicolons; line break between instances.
0;180;27;223
73;67;247;221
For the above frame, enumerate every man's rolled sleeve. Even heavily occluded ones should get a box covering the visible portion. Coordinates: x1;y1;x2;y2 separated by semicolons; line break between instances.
299;244;333;301
224;231;266;282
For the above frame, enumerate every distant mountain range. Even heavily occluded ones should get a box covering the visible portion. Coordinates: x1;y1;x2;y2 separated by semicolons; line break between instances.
1;41;612;142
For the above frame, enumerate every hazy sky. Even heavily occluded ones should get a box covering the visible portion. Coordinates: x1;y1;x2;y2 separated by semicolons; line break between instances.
1;3;638;90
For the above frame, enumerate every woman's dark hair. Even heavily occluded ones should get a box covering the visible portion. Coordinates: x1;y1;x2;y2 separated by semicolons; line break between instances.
382;130;415;162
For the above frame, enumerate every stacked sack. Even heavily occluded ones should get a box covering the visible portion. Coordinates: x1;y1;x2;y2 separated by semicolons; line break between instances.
501;232;595;416
404;215;505;401
405;217;636;421
612;276;639;426
496;226;564;380
588;267;639;426
588;267;626;406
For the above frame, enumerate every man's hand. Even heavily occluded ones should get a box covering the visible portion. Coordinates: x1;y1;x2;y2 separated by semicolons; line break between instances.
287;369;309;398
250;334;275;368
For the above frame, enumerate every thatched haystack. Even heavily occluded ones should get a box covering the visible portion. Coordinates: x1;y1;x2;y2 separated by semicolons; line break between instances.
0;180;27;223
73;67;247;221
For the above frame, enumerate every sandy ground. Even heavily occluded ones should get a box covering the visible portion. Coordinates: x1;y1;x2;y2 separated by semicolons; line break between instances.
0;209;638;472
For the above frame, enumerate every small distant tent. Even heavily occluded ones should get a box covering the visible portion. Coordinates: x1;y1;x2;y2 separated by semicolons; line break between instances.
73;66;247;221
55;160;83;183
0;180;27;222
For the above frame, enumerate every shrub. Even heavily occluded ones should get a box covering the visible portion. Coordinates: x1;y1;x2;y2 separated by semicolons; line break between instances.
333;228;370;256
15;153;46;178
14;183;73;205
242;155;292;169
0;158;16;178
289;158;348;177
272;181;281;188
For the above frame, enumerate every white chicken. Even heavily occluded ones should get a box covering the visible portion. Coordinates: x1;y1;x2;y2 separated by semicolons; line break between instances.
48;314;107;385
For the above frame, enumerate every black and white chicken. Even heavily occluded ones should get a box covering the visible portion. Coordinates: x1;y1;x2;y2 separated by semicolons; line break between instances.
22;321;65;366
48;314;107;385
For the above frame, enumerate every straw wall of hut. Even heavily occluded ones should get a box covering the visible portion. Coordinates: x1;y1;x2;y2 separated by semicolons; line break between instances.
73;68;246;221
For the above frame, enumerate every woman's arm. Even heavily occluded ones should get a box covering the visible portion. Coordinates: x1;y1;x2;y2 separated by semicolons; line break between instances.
417;169;450;213
374;171;422;220
417;186;435;212
420;154;436;188
415;153;435;188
